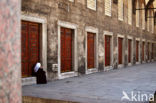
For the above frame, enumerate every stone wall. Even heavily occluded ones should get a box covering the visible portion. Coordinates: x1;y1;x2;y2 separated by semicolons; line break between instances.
21;0;156;80
0;0;21;103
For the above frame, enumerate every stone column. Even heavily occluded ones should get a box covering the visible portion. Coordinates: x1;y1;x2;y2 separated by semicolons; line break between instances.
0;0;21;103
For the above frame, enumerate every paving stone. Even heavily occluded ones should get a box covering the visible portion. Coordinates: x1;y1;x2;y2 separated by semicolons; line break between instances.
23;62;156;103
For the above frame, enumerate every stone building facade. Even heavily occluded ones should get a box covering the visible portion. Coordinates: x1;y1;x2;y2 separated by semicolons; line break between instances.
21;0;156;81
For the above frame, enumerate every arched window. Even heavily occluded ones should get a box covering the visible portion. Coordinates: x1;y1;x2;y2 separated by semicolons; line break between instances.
105;0;112;16
128;0;132;25
147;10;150;31
151;11;154;33
136;0;139;27
118;0;124;21
142;3;145;29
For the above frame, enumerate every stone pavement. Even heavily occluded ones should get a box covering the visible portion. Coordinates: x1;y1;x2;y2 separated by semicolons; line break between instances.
23;62;156;103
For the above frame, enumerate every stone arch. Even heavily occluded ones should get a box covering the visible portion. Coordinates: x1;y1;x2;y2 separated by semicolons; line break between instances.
132;0;146;14
140;0;146;29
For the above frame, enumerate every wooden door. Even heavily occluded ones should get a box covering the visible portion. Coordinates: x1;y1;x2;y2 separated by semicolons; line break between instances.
87;32;95;69
118;38;123;64
136;41;139;62
21;21;40;77
152;43;154;59
142;42;145;61
61;27;73;73
128;39;131;63
105;36;111;66
147;43;150;60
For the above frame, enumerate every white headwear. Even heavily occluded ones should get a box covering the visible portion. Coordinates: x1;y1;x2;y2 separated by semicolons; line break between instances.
34;62;41;72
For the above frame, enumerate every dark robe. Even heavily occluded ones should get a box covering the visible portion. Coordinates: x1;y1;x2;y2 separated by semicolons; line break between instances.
36;68;47;84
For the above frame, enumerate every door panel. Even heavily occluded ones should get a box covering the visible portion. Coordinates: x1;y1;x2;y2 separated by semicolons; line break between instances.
87;32;95;69
152;43;154;59
128;39;131;63
21;21;40;77
136;41;139;62
21;22;29;76
29;23;39;75
118;38;123;64
61;27;73;73
142;42;145;61
105;36;111;66
147;43;150;60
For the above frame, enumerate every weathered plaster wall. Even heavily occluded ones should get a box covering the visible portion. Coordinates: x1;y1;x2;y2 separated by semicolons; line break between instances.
0;0;21;102
21;0;156;80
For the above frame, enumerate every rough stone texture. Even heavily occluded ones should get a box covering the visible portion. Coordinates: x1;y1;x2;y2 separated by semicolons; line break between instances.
0;0;21;103
23;62;156;103
21;0;156;80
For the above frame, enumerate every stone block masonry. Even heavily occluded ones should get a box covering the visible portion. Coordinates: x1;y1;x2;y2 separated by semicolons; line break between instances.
21;0;156;80
0;0;21;103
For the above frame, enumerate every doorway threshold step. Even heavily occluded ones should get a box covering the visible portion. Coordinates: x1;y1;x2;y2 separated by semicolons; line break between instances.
22;77;36;86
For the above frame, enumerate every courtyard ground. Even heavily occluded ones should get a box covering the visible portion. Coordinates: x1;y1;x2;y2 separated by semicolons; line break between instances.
23;62;156;103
